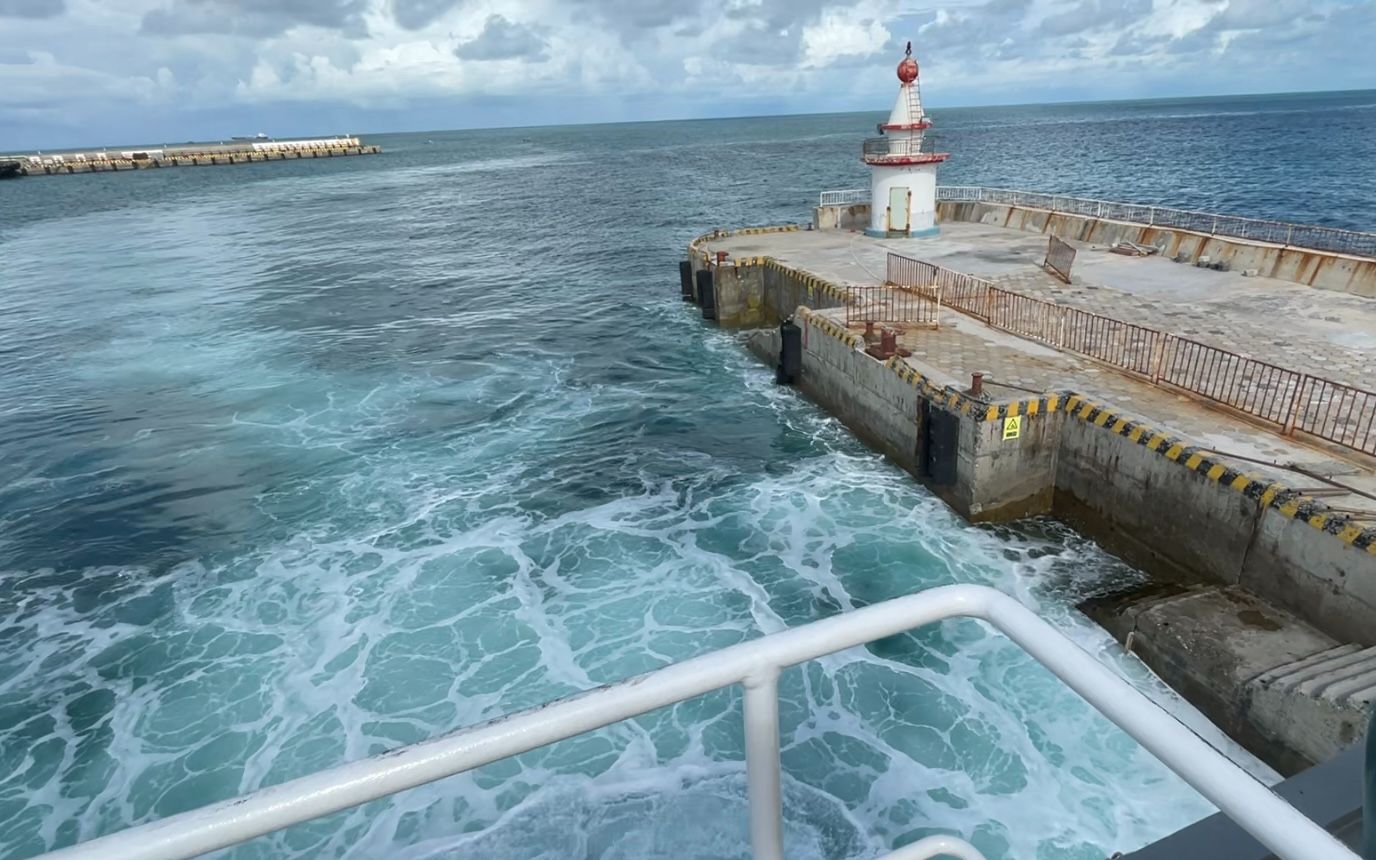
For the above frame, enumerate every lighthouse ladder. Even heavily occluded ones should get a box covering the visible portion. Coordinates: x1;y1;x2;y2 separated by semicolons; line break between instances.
904;82;924;156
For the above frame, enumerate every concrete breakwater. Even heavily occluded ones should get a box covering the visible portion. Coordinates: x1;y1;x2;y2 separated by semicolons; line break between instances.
819;195;1376;297
9;136;380;176
682;220;1376;775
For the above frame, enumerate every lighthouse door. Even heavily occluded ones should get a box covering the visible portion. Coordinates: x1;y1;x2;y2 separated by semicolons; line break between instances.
888;187;910;233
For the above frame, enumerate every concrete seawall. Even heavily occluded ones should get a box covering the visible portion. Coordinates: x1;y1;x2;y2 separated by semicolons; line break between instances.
15;145;381;176
935;200;1376;297
688;229;1376;769
809;200;1376;296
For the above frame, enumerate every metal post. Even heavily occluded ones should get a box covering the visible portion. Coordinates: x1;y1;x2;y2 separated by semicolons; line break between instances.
1151;335;1169;385
1283;377;1310;437
970;372;985;397
743;671;784;860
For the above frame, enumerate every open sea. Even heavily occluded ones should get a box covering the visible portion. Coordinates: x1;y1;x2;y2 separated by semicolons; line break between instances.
1;90;1373;860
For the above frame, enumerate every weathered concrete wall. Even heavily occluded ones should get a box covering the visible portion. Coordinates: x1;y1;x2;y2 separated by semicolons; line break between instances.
936;200;1376;297
1055;415;1255;585
813;203;871;232
1242;506;1376;646
966;401;1062;520
711;264;766;328
1053;395;1376;646
774;309;1062;522
792;312;924;477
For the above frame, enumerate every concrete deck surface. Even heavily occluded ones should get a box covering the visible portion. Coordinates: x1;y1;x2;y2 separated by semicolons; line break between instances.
711;224;1376;515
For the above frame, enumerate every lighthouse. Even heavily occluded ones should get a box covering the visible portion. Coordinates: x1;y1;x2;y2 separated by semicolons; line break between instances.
864;42;948;238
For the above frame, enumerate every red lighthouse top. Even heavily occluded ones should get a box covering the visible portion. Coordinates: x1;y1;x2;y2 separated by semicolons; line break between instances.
863;41;949;167
897;43;919;84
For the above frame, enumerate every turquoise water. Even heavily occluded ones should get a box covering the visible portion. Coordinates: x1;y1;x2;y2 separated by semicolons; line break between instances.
3;93;1370;859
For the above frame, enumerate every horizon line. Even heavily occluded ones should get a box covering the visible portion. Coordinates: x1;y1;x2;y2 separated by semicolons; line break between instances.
13;85;1375;153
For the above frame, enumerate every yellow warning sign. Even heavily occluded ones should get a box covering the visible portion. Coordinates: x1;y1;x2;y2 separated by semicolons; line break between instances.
1003;416;1022;440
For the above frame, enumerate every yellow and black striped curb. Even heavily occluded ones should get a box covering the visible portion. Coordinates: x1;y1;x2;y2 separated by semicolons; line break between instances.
688;224;804;264
763;259;850;304
1060;396;1376;552
798;307;864;349
797;309;1376;553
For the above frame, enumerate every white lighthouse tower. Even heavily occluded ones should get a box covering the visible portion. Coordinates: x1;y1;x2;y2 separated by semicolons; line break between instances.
864;42;948;238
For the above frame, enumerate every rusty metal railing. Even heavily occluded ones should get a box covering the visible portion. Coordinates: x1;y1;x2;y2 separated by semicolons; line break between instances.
886;251;1376;457
1062;308;1163;378
1295;379;1376;455
1043;236;1076;284
1157;337;1308;428
846;284;941;327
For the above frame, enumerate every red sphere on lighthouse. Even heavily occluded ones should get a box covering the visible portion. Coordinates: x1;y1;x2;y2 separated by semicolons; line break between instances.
896;41;918;83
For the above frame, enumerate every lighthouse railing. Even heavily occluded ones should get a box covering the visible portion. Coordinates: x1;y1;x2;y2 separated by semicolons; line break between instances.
818;188;871;206
933;186;1376;258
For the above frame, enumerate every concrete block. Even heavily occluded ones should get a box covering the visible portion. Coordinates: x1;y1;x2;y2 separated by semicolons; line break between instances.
1249;644;1376;763
1087;584;1339;771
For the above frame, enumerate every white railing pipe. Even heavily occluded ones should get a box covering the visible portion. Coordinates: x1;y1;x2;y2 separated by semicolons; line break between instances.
743;669;784;860
34;585;1360;860
879;835;988;860
819;188;871;206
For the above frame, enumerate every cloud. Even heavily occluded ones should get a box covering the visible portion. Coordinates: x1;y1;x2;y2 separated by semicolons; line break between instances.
800;7;890;68
0;50;168;107
4;0;1376;150
141;0;369;37
1038;0;1152;37
453;15;548;61
572;0;696;32
390;0;464;30
0;0;64;18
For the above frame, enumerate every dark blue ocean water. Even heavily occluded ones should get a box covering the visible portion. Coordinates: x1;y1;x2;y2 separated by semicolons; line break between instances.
0;91;1371;860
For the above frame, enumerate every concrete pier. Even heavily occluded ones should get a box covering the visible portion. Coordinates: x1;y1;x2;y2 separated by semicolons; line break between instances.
7;137;381;177
685;211;1376;772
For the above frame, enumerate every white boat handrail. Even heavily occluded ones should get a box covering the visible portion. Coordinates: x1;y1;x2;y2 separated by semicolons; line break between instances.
34;584;1359;860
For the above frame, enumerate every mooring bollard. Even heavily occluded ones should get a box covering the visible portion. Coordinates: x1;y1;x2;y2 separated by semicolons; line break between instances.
970;372;985;397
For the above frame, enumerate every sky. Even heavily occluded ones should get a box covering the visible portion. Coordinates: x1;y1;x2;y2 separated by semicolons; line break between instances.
2;0;1374;149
